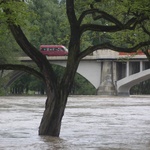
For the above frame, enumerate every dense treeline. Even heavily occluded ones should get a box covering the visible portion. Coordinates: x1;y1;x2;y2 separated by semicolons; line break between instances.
131;79;150;95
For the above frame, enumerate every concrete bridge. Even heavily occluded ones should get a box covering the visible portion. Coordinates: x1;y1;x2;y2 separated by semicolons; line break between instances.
3;49;150;96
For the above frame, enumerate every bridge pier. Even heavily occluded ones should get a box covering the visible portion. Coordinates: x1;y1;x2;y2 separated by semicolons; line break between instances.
97;61;116;95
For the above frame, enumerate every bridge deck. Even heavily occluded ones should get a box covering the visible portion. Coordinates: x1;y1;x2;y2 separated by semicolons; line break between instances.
19;53;147;62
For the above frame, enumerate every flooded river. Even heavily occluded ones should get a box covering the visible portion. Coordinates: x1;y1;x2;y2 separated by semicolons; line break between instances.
0;96;150;150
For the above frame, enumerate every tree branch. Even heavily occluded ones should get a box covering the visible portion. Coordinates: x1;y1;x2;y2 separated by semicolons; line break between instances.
141;24;150;36
9;24;47;70
78;41;150;60
66;0;78;27
0;64;45;81
80;24;123;33
79;7;149;35
143;50;150;61
78;8;123;27
78;8;101;25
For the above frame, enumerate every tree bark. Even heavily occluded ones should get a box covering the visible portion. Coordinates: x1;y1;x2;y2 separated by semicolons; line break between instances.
38;42;80;136
39;87;68;136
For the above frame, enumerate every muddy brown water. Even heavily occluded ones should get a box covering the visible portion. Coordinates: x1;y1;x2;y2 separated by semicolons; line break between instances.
0;96;150;150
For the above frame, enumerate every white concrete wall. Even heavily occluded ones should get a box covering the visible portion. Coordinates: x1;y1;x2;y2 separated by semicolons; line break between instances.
77;61;101;89
50;60;101;89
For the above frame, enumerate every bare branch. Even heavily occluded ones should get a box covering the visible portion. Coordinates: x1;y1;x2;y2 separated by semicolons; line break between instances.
80;24;123;34
78;7;149;36
78;8;99;25
78;41;150;60
66;0;78;27
9;24;46;69
141;24;150;36
0;64;45;81
78;8;123;27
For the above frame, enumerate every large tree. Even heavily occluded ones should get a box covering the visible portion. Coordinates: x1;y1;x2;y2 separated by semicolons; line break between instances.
0;0;150;137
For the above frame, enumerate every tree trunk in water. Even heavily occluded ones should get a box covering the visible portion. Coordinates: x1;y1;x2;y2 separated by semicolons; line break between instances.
39;89;68;137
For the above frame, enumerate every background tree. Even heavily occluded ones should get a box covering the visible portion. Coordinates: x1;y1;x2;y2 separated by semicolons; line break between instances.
0;0;150;137
28;0;69;48
9;74;45;95
0;8;22;95
130;79;150;95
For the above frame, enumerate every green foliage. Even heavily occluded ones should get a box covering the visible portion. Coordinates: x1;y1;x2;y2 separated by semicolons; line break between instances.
130;79;150;95
0;27;21;64
10;74;45;95
126;0;150;16
0;0;33;64
0;0;30;26
72;73;96;95
88;0;150;51
0;74;9;95
28;0;69;48
106;1;150;49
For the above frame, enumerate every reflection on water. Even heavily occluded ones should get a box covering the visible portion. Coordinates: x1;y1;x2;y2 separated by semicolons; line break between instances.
0;96;150;150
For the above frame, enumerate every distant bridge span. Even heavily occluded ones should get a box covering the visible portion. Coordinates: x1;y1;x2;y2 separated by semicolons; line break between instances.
8;56;101;89
2;50;150;96
117;69;150;96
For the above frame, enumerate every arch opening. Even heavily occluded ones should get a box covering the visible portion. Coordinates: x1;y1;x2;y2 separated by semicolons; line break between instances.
117;69;150;96
3;64;96;95
130;78;150;95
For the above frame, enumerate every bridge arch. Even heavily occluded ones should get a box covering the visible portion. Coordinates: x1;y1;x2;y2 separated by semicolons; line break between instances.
117;69;150;96
5;71;25;88
47;60;101;89
5;61;101;91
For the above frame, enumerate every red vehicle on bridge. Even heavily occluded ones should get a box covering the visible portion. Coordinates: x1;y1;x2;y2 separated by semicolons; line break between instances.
40;45;68;56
